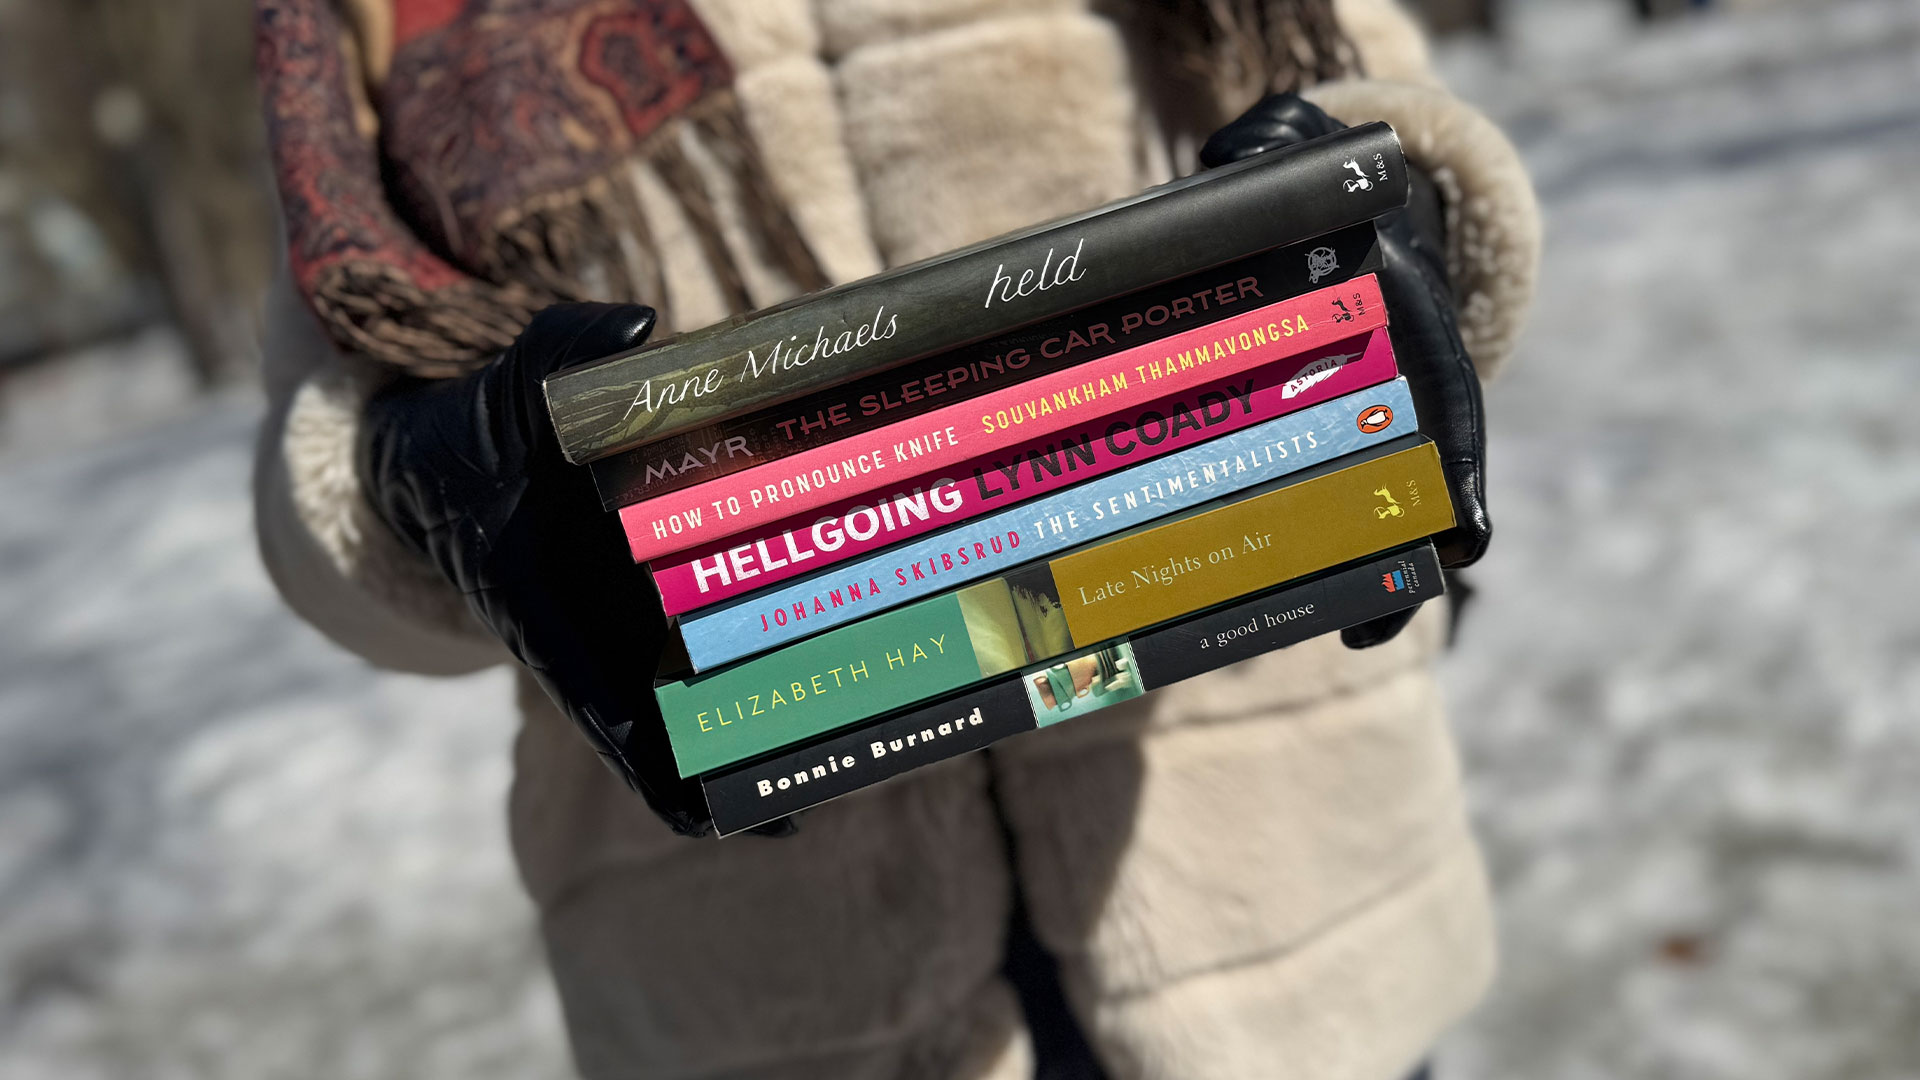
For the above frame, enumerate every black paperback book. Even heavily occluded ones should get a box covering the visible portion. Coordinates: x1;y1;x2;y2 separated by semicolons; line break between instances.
700;541;1444;835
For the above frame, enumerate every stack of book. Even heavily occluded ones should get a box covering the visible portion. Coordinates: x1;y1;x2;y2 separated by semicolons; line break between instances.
545;123;1452;835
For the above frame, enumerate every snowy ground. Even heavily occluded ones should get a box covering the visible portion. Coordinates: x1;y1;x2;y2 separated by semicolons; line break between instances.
0;396;567;1080
1435;2;1920;1077
2;2;1917;1078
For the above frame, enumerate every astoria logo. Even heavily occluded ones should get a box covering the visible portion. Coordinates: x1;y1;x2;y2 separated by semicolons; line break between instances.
1282;349;1362;399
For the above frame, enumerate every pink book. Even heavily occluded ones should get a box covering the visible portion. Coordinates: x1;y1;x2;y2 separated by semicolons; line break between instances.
649;326;1398;615
620;275;1385;564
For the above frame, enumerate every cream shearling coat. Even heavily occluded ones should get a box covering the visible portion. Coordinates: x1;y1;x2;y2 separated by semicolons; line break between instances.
253;2;1541;1077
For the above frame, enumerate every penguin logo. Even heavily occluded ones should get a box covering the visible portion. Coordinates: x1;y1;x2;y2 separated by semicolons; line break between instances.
1357;404;1394;433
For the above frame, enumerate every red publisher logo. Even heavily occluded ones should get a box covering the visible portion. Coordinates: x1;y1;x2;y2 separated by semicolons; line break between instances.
1357;405;1394;433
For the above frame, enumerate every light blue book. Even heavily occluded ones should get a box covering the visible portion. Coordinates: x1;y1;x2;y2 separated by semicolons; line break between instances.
677;378;1418;671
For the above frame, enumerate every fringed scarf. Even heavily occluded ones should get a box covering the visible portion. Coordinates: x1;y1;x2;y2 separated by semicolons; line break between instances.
1134;0;1363;124
257;0;1354;377
256;0;825;375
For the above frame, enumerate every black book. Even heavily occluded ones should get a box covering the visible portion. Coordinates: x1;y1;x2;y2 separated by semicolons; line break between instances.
546;123;1408;464
700;541;1443;836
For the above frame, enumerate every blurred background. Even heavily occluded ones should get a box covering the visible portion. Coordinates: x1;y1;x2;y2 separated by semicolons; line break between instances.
1;0;1916;1077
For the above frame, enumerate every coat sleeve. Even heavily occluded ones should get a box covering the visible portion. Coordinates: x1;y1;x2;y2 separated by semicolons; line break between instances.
252;270;507;676
1304;75;1542;380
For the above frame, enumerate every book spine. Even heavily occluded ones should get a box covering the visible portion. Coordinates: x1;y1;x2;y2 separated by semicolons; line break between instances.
546;123;1407;463
1120;542;1441;690
589;224;1383;510
675;375;1416;672
656;439;1452;777
651;325;1396;616
1039;438;1452;646
621;275;1385;563
700;543;1444;835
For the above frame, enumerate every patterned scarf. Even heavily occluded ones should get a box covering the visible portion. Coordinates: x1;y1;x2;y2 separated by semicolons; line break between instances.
256;0;1354;377
256;0;826;376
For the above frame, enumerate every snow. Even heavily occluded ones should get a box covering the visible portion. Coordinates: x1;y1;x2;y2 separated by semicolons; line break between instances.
1434;2;1920;1077
0;405;565;1078
2;1;1917;1076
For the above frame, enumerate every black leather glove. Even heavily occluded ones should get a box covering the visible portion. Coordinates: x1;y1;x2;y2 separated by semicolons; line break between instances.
1201;94;1491;648
357;303;718;835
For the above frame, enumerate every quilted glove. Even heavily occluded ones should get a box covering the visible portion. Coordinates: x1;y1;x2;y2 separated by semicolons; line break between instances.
1201;93;1492;647
357;303;721;835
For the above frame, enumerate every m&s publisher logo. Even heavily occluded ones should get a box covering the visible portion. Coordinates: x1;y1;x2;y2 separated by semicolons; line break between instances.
1357;404;1393;433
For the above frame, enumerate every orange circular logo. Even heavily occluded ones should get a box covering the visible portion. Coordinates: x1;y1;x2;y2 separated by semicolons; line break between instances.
1357;405;1394;433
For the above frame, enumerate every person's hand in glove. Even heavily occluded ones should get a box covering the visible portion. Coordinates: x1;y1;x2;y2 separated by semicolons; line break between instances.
1201;93;1491;648
356;303;724;836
